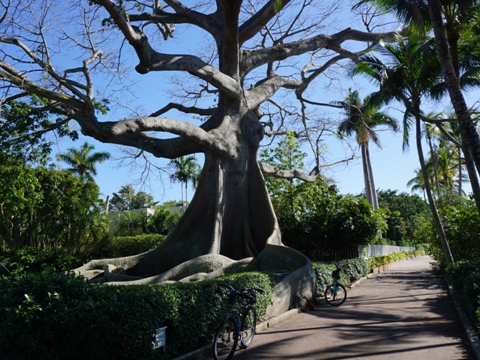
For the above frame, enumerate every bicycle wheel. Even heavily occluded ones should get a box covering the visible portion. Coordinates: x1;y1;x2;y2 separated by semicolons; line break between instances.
324;283;347;306
213;317;239;360
239;307;256;349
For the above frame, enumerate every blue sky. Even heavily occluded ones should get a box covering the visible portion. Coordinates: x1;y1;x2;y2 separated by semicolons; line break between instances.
50;3;479;205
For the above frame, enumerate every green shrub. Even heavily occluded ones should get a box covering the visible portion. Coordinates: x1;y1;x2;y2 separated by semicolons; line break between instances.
431;197;480;269
342;258;370;282
0;271;272;360
90;234;166;258
312;258;369;296
477;299;480;335
446;260;480;333
367;251;408;269
0;247;82;277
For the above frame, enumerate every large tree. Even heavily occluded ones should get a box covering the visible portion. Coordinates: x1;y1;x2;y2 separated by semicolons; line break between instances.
0;0;400;282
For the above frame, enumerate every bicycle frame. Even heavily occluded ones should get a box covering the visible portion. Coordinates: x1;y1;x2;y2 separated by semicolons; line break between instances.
324;263;347;306
213;283;262;360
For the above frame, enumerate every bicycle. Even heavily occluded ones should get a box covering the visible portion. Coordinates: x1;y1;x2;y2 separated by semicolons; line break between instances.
324;263;347;306
213;283;263;360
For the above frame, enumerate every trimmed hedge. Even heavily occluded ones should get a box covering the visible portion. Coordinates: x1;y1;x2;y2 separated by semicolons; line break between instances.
90;234;167;258
367;250;425;269
313;251;424;297
0;271;272;360
313;258;370;296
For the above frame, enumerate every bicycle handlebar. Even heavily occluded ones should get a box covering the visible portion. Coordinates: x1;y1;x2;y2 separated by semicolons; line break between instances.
218;282;263;305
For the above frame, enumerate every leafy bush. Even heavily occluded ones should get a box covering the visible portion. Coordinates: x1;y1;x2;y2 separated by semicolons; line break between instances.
278;179;387;259
446;260;480;333
367;251;417;269
147;206;182;235
342;258;370;282
438;198;480;261
0;247;82;277
0;271;272;360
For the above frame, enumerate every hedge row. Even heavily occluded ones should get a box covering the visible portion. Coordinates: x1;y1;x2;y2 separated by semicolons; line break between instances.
312;258;371;296
313;250;425;297
0;271;272;360
367;250;425;269
445;260;480;335
89;233;167;258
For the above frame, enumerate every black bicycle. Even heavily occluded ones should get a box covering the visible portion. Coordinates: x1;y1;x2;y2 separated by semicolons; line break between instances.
324;263;347;306
213;283;263;360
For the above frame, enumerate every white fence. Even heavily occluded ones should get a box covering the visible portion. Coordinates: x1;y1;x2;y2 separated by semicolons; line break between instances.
358;245;416;258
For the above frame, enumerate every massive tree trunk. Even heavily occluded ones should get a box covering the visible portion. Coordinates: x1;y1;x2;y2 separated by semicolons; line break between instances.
76;105;283;278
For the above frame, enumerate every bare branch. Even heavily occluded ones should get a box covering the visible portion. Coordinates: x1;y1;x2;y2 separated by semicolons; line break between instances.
259;161;316;182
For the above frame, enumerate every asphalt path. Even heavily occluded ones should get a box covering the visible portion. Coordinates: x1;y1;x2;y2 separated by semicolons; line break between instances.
227;256;474;360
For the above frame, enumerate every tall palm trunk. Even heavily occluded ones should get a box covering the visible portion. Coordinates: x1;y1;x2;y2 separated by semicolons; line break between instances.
428;0;480;213
362;143;378;209
360;143;373;208
415;107;454;264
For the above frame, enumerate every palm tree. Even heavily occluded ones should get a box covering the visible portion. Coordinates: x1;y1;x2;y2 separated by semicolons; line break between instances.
353;31;455;263
56;142;110;182
356;0;480;214
169;155;198;205
433;146;469;195
407;168;428;200
337;89;399;209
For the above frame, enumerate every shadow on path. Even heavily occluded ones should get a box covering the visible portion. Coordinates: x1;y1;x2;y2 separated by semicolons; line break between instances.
229;256;474;360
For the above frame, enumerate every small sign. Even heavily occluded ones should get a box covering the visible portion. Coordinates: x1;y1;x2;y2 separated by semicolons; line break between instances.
153;326;167;350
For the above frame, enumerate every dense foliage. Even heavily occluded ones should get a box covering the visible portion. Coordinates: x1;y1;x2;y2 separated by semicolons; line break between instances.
446;260;480;334
0;157;108;253
261;133;387;260
109;185;157;212
438;196;480;261
0;271;272;360
108;205;181;237
278;178;387;259
0;248;82;277
0;99;77;165
377;190;430;242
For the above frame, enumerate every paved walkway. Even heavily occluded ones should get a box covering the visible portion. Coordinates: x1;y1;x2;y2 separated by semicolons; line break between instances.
226;256;475;360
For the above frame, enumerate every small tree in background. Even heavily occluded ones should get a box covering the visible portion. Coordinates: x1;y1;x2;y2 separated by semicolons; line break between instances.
56;142;110;183
109;185;156;212
169;156;200;204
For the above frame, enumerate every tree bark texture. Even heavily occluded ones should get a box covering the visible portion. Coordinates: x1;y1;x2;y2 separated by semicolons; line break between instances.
361;143;378;210
428;0;480;214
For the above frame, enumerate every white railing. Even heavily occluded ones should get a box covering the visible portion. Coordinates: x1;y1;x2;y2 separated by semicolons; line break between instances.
358;245;415;258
